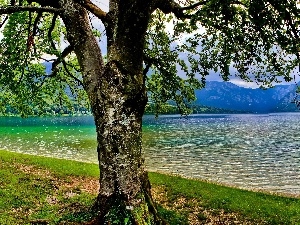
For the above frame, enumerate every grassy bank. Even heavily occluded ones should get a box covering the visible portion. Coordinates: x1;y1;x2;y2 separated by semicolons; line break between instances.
0;150;299;224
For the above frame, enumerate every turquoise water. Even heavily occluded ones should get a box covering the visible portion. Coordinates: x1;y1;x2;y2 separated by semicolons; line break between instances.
0;114;299;196
0;116;97;162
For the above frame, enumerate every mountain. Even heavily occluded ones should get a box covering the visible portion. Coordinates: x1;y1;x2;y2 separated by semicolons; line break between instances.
42;61;299;113
194;81;299;113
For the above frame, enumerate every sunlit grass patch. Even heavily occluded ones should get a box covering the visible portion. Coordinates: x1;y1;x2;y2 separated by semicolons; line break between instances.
0;150;99;178
0;152;98;224
1;150;300;224
149;172;300;224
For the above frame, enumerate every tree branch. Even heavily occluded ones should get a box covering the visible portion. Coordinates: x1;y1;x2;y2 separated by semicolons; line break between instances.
47;14;83;86
155;0;247;19
229;1;248;7
181;1;207;10
0;6;63;15
62;60;83;86
143;54;175;79
266;1;300;59
48;44;84;86
51;45;74;72
32;12;42;36
77;0;107;22
154;0;192;19
48;13;58;51
0;15;8;28
143;63;152;76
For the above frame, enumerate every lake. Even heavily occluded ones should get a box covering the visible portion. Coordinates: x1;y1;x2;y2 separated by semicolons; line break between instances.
0;113;299;196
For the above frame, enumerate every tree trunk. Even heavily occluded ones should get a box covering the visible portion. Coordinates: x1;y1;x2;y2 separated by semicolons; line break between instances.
59;0;165;224
91;61;164;224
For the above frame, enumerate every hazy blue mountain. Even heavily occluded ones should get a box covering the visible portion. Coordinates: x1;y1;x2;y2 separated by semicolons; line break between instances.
274;85;299;112
43;61;299;113
194;81;299;113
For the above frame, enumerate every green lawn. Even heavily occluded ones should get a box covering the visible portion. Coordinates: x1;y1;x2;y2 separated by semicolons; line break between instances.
0;150;299;224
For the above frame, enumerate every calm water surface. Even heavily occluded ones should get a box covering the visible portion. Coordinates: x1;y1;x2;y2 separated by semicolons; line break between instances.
0;113;299;196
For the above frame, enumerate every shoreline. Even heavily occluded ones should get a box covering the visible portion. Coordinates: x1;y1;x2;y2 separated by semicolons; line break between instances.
146;168;300;199
3;149;300;199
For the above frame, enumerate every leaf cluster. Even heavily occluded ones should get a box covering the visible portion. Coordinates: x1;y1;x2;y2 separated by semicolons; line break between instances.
0;4;89;116
145;0;299;114
0;0;299;116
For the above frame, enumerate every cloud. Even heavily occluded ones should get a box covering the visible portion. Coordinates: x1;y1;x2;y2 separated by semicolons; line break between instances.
229;79;259;89
93;0;109;12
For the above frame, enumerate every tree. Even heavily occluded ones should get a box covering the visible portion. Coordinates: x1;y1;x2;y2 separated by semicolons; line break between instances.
0;0;299;224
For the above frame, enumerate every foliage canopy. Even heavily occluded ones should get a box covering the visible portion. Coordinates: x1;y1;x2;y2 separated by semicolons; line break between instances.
0;0;299;116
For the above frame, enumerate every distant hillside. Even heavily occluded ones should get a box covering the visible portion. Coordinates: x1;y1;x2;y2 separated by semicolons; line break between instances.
43;61;300;114
194;81;299;113
145;103;247;115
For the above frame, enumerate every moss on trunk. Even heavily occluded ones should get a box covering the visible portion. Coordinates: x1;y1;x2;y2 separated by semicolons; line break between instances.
91;172;166;225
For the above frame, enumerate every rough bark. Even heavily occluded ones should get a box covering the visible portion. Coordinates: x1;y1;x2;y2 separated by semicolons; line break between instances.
92;60;163;224
58;0;165;224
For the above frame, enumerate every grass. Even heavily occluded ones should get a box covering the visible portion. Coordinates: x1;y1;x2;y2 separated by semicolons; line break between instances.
0;150;300;224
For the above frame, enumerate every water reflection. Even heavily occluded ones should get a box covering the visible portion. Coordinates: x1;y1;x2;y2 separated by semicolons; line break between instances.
143;113;300;196
0;114;299;196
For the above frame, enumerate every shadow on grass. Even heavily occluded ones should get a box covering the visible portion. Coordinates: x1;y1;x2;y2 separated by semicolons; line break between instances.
157;204;189;225
56;203;189;225
55;203;98;224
